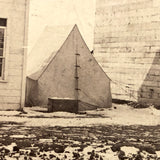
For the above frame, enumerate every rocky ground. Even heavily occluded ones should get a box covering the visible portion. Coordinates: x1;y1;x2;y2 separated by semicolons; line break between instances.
0;104;160;159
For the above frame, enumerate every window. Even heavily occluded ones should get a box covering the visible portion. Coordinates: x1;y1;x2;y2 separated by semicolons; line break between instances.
0;18;7;80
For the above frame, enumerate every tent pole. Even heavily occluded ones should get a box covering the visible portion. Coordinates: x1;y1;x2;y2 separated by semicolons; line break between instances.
75;37;80;113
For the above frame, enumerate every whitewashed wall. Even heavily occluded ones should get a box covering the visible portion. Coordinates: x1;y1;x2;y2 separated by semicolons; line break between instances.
28;0;96;52
0;0;28;110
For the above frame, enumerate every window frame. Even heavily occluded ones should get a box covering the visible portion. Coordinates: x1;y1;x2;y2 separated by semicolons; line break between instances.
0;26;6;80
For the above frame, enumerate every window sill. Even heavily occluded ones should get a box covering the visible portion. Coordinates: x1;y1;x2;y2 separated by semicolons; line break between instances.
0;79;7;83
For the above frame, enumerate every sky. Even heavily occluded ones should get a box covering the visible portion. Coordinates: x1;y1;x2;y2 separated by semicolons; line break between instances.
28;0;96;52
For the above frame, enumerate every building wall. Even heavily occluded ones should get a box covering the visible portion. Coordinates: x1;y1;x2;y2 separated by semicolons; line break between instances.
94;0;160;105
0;0;28;110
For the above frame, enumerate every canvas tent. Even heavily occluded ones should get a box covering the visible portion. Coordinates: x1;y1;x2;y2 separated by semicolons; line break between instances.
26;25;112;112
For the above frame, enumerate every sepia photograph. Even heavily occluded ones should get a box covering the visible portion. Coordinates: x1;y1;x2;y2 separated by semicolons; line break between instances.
0;0;160;159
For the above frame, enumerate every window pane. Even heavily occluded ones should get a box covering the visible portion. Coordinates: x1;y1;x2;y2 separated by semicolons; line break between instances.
0;37;4;43
0;29;4;45
0;28;4;35
0;64;2;77
0;43;3;48
0;18;7;27
0;49;3;56
0;58;3;77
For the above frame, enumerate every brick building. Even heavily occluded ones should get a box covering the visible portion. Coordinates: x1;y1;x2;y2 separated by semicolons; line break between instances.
94;0;160;105
0;0;29;110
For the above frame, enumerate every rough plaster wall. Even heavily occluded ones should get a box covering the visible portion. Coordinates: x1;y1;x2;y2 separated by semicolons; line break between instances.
28;0;96;52
0;0;26;109
94;0;160;105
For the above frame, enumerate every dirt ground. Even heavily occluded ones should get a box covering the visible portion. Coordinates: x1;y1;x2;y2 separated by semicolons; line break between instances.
0;104;160;160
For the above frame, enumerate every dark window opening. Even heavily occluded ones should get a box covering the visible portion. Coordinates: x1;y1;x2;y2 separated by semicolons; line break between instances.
0;18;7;27
0;59;2;77
0;49;3;56
0;28;4;57
0;18;7;79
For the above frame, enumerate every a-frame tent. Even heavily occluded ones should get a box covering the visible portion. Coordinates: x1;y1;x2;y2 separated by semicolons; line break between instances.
26;25;112;112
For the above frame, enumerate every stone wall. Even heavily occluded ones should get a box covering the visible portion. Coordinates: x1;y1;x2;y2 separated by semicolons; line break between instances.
94;0;160;105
